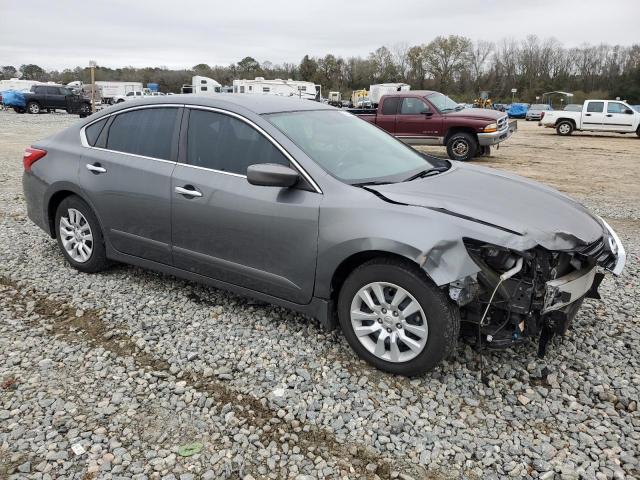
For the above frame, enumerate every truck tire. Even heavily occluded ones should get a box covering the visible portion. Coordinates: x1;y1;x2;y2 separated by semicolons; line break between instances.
338;257;459;376
79;103;91;117
556;121;574;136
446;132;477;161
636;127;640;138
27;101;41;114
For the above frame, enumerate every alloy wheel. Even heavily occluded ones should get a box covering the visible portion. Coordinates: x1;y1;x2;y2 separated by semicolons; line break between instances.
350;281;428;363
452;139;469;157
559;123;571;134
59;208;93;263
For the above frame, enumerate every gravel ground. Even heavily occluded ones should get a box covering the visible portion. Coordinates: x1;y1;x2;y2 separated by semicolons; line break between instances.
0;110;639;480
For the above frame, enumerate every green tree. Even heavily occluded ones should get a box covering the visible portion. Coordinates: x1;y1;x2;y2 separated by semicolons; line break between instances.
19;64;47;81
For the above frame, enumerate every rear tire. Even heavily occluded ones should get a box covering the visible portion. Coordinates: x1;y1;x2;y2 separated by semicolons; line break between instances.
27;102;41;114
556;121;574;136
446;132;477;161
337;258;459;376
55;195;109;273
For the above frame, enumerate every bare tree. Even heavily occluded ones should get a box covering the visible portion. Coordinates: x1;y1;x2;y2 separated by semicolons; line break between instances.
423;35;472;91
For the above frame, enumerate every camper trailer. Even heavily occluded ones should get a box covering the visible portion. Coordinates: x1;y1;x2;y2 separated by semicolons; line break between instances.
181;76;222;95
0;78;45;93
369;83;410;106
233;77;320;101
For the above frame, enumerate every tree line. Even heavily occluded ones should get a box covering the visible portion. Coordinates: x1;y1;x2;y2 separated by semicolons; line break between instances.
3;35;639;103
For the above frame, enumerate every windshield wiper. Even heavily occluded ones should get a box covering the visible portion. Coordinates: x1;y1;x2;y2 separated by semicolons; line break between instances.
403;166;449;182
352;180;394;187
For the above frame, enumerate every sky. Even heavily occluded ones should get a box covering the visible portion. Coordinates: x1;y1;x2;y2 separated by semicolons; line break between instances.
1;0;639;71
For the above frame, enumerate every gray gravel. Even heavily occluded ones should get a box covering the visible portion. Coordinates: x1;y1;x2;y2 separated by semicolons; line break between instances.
1;110;639;479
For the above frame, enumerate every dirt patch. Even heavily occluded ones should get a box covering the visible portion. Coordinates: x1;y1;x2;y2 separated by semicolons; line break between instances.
417;120;640;206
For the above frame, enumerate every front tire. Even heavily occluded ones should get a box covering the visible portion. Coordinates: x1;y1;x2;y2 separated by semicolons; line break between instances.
27;102;41;114
446;132;477;161
556;121;574;136
55;195;109;273
338;258;459;376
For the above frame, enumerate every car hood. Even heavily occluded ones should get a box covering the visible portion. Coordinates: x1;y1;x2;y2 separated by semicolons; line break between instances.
368;162;605;251
444;108;504;122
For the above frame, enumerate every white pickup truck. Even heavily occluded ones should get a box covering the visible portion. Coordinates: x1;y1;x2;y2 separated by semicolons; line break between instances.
539;99;640;137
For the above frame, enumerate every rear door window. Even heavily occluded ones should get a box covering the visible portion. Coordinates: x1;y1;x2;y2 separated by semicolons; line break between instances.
187;109;288;175
382;97;401;115
586;102;604;113
106;107;179;160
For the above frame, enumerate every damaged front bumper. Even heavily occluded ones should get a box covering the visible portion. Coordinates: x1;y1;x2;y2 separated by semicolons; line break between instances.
452;223;625;357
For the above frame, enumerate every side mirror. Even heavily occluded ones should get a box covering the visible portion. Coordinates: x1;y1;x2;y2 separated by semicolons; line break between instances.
625;108;634;114
423;111;433;117
247;163;299;188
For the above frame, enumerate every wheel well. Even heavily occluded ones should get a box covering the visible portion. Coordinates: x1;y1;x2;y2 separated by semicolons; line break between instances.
444;127;477;144
47;190;75;237
555;118;576;127
330;251;421;303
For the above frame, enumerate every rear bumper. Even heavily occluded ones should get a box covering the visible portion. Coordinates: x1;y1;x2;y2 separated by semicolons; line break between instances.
22;171;50;234
477;120;517;146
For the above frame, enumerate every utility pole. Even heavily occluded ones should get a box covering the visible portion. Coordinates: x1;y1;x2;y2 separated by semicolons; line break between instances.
89;60;97;113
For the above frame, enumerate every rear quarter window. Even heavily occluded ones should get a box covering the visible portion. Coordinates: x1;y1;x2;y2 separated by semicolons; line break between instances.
382;97;401;115
84;118;108;146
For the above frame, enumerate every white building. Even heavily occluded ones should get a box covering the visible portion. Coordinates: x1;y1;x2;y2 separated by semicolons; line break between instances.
232;77;319;101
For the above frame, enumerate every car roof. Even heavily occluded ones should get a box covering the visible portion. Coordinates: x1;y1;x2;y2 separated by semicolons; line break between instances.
102;94;334;115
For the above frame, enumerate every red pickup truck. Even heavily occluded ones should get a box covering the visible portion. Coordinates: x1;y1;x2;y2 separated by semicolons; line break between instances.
351;91;517;161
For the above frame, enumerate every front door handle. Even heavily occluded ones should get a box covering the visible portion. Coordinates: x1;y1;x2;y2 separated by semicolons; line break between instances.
86;163;106;173
606;114;613;117
175;186;203;198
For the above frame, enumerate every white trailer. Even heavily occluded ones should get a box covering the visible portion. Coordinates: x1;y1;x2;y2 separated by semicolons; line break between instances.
232;77;320;101
369;83;410;106
95;81;144;104
181;76;222;95
0;78;45;92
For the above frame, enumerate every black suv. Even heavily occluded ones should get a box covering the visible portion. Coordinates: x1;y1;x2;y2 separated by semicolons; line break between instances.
17;85;91;117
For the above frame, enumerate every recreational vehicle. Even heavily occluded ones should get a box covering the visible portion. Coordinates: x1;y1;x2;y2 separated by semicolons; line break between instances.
233;77;320;101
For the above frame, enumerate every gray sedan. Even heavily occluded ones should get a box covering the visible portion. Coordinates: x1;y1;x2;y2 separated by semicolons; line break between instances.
526;103;553;121
22;95;625;376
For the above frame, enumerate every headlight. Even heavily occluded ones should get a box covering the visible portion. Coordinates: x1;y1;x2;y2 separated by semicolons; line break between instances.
599;217;626;276
482;123;497;133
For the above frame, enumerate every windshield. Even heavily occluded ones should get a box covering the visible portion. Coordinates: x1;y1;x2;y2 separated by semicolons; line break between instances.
266;110;445;184
427;92;462;112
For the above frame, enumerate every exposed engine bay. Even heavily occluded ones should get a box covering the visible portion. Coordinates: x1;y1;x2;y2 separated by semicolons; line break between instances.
450;236;618;356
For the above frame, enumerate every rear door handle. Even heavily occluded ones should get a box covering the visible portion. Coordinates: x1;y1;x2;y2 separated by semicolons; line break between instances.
86;163;106;173
175;186;203;198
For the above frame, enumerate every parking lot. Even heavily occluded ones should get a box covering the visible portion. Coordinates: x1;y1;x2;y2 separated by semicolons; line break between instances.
0;111;638;479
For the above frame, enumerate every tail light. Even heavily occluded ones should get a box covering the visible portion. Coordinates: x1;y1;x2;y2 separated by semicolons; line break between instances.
540;112;545;120
23;147;47;171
